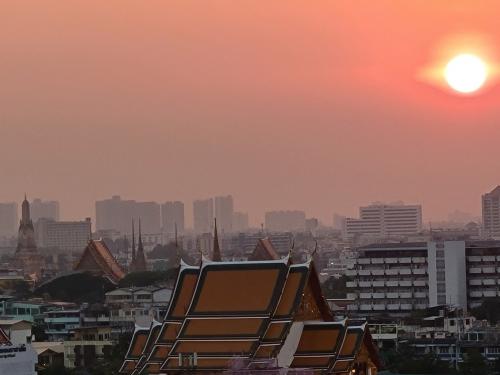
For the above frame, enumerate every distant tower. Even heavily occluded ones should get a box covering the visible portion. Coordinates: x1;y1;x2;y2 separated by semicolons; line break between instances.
131;219;136;265
16;195;37;253
133;219;147;272
15;195;42;278
212;218;221;261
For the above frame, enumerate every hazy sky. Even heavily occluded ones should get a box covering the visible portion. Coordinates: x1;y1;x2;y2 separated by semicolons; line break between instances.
2;1;500;226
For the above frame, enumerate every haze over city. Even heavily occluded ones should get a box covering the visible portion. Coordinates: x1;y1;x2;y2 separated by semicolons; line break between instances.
3;1;500;225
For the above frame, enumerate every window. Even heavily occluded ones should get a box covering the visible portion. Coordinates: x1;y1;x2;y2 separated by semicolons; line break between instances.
449;320;456;326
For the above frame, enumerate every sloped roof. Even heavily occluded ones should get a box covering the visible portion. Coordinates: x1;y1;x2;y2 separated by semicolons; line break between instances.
119;258;379;374
74;240;125;283
0;328;11;345
248;238;280;261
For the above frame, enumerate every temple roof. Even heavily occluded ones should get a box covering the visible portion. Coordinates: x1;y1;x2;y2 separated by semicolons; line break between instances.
74;239;126;283
120;254;380;374
248;238;280;261
0;327;11;345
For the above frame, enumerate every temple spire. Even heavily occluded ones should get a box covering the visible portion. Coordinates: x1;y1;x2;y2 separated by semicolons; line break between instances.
134;218;147;272
212;218;221;261
131;219;136;263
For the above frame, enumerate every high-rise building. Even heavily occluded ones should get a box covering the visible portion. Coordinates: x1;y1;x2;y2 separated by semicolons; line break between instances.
193;198;213;234
0;202;18;237
161;201;185;235
482;186;500;238
95;196;160;235
232;212;249;233
264;210;306;232
31;199;60;222
214;195;233;233
35;218;91;253
344;203;422;237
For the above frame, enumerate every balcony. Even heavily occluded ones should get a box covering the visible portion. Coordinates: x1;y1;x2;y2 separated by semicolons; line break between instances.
415;303;427;309
469;279;482;286
373;304;386;311
346;281;357;288
399;281;412;287
484;290;497;297
469;291;483;298
372;258;384;264
399;269;412;275
412;257;426;263
359;293;372;299
373;293;385;299
359;304;373;311
359;281;371;288
467;256;482;262
385;269;398;276
372;280;385;287
386;292;399;299
483;256;496;262
483;267;496;274
387;304;400;310
414;292;427;298
469;268;482;274
347;305;359;311
413;268;426;275
345;269;357;276
399;292;412;298
400;304;413;310
385;258;398;264
399;257;413;264
483;279;496;286
414;280;426;286
358;258;371;264
359;270;371;276
386;280;398;287
372;270;384;276
347;293;358;299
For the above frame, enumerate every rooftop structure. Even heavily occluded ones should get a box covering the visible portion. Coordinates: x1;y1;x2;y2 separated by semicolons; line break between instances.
74;239;126;284
119;250;380;374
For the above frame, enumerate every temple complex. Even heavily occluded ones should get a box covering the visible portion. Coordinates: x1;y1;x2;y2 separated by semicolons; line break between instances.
119;236;380;374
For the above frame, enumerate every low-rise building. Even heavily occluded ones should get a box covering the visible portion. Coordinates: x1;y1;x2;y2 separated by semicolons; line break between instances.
63;326;113;369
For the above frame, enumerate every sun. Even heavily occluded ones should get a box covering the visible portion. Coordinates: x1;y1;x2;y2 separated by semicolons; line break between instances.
444;54;488;94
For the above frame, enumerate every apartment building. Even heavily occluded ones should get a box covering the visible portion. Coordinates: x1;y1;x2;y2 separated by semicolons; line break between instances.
346;240;500;316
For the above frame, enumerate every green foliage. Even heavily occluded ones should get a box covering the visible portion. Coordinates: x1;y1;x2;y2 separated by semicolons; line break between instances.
321;275;349;299
471;298;500;324
459;349;489;375
118;269;177;288
34;272;115;304
381;344;455;374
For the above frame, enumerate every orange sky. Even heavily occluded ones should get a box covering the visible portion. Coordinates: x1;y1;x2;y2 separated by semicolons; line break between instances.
2;1;500;225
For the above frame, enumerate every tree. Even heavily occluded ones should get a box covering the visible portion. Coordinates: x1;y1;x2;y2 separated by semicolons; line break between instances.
471;298;500;324
321;275;349;299
460;349;488;375
118;269;177;288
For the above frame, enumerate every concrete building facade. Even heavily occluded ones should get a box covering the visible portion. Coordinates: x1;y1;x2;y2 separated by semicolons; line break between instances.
193;198;213;234
344;203;422;238
35;218;91;253
482;186;500;238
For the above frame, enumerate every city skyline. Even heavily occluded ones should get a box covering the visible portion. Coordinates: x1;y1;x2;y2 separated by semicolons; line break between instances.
2;2;500;227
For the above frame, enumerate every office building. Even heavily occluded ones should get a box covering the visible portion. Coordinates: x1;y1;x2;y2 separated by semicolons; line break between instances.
95;196;160;235
232;211;249;232
35;218;91;253
193;198;213;234
346;240;500;317
161;201;184;235
31;198;60;222
482;186;500;237
264;210;306;232
0;202;17;237
214;195;234;233
344;203;422;237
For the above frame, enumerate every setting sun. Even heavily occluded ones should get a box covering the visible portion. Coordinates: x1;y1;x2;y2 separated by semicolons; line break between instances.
444;54;488;94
